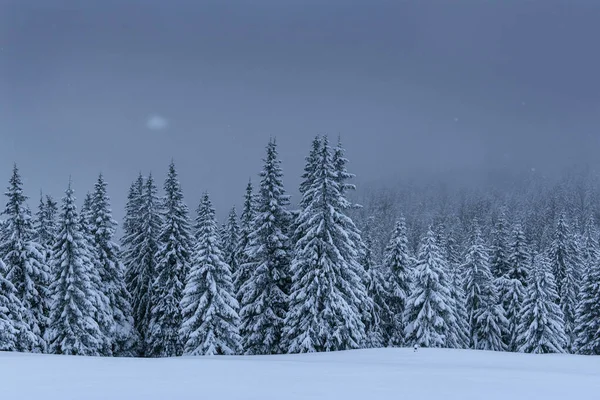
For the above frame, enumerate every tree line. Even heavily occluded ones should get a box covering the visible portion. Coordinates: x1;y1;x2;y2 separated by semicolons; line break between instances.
0;136;598;356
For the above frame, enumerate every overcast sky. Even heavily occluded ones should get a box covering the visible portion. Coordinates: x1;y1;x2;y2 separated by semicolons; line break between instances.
2;0;600;223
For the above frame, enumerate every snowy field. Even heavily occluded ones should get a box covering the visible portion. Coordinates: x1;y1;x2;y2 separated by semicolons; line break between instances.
2;348;599;400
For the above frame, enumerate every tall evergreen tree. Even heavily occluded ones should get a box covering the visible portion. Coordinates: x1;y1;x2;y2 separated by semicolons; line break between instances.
233;180;256;300
445;261;471;349
148;161;193;357
463;224;506;351
0;258;30;351
517;252;567;354
403;228;454;348
507;222;530;286
239;139;292;355
34;193;59;266
362;217;392;348
126;174;162;355
547;213;579;351
284;137;366;353
490;207;511;278
90;174;136;355
574;219;600;355
221;207;240;278
47;182;103;356
382;217;412;346
122;173;145;286
180;193;242;355
0;164;49;352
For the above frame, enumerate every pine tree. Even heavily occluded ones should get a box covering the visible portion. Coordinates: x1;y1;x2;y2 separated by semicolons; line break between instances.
499;222;529;351
463;224;506;351
363;218;392;348
547;213;579;351
233;180;256;300
507;222;530;286
79;191;113;356
126;174;162;355
446;262;471;349
90;174;136;355
403;228;454;348
122;173;145;287
490;207;511;278
517;252;567;354
0;164;49;352
148;161;193;357
221;207;240;278
180;193;242;355
573;219;600;354
34;193;58;266
284;137;366;353
0;258;30;351
239;139;292;355
47;182;103;356
382;217;412;346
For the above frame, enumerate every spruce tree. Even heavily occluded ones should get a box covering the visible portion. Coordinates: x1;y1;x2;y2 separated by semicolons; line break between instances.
547;213;579;351
573;219;600;354
221;207;240;277
80;191;113;356
517;253;567;354
34;193;58;266
148;161;193;357
0;164;49;352
47;182;103;356
500;222;529;351
233;180;256;300
239;139;292;355
0;258;30;351
180;193;242;355
490;207;511;278
122;173;144;284
363;218;392;348
284;137;366;353
403;228;454;348
90;174;136;355
382;217;412;346
126;174;162;355
463;224;507;351
446;262;471;349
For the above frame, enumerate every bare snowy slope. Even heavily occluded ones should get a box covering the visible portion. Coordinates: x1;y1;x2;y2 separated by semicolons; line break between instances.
2;348;599;400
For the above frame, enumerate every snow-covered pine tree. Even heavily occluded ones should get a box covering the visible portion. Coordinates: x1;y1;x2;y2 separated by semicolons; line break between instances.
517;252;567;354
126;174;162;356
332;136;373;346
79;191;113;356
0;258;30;351
284;136;366;353
445;258;471;349
90;174;136;356
490;207;511;279
547;213;579;352
221;207;240;278
403;228;454;348
500;222;530;351
233;180;256;301
362;217;392;348
463;224;507;351
507;222;530;287
122;173;145;281
47;182;104;356
0;164;49;352
573;218;600;355
382;217;412;346
239;139;292;355
34;193;58;266
148;161;193;357
180;193;242;355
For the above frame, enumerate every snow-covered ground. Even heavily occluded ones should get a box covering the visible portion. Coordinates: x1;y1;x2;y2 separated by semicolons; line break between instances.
2;348;599;399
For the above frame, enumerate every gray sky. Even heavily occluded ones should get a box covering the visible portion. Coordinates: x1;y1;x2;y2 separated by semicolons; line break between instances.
2;0;600;223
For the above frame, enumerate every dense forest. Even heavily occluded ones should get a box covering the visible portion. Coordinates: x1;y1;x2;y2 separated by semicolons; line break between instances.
0;136;599;356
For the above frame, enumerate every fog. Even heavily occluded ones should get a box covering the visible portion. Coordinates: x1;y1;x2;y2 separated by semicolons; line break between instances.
2;0;600;221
